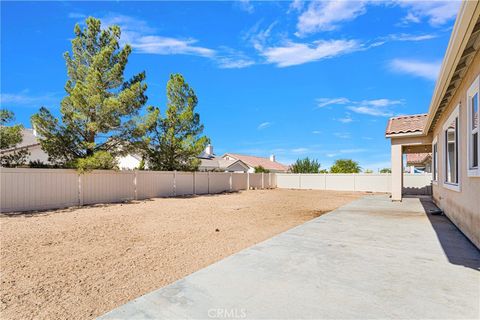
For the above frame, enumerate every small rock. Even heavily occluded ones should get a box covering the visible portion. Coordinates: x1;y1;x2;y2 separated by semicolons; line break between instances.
215;228;220;232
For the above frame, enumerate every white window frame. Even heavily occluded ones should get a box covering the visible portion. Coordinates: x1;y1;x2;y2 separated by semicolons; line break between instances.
443;104;461;192
432;136;438;185
467;75;480;177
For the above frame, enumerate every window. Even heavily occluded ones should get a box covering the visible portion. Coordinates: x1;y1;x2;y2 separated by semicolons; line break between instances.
443;105;460;191
467;75;479;176
432;137;438;182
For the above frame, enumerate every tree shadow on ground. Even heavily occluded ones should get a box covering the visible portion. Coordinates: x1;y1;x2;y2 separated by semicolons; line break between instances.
0;189;260;218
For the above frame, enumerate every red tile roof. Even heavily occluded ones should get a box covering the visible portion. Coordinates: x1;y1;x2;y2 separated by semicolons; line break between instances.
223;153;289;172
406;153;431;165
385;114;428;136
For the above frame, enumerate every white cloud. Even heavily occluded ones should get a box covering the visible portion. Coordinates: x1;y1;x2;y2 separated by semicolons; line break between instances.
386;33;438;42
326;147;366;158
259;39;360;67
0;91;60;106
395;0;461;26
68;12;86;19
339;148;367;154
101;14;155;37
132;36;215;57
291;147;309;154
246;21;279;52
347;98;402;117
316;97;350;108
288;0;304;13
402;12;421;24
312;130;322;134
236;0;254;14
389;59;441;81
217;57;255;69
334;132;351;139
316;97;402;117
347;106;394;117
359;99;402;107
296;0;367;36
292;0;458;38
216;47;255;69
99;14;256;68
338;116;353;123
257;122;272;130
100;15;215;57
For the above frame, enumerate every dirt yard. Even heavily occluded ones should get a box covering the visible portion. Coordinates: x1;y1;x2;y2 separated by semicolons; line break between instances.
0;189;365;320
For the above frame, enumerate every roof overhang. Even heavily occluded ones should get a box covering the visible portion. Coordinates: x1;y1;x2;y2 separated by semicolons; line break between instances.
424;1;480;133
385;132;424;139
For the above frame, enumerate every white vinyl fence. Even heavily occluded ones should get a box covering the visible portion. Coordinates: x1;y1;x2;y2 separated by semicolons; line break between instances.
1;169;432;213
0;168;275;213
276;173;432;194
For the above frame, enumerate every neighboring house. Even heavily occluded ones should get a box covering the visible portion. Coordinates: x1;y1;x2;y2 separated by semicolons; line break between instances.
118;145;254;172
406;153;432;173
117;154;142;170
198;145;250;172
0;128;50;164
386;1;480;248
223;153;289;173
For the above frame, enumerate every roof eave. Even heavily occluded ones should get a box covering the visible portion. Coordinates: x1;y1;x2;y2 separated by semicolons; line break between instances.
385;131;425;139
424;1;480;133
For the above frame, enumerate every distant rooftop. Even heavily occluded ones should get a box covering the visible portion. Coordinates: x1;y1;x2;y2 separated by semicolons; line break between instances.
406;153;431;165
385;114;428;136
224;153;289;171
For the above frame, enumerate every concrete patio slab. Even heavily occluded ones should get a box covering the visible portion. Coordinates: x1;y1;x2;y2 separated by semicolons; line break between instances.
99;195;480;319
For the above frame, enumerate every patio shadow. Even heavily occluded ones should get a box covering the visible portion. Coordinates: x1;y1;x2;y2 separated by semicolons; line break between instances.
413;195;480;271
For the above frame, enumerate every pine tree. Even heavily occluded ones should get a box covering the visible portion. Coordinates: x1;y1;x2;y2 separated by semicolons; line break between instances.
0;109;29;167
142;74;209;171
31;17;147;169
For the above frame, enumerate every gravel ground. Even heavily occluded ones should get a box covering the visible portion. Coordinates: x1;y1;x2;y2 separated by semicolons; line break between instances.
0;189;366;320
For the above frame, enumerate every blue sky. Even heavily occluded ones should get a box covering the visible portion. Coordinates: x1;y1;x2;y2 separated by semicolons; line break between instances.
1;1;460;170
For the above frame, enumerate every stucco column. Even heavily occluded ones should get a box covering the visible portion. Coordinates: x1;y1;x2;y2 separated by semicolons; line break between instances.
391;144;403;201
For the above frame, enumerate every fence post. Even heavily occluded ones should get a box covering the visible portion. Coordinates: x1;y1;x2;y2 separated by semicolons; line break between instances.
133;171;137;200
353;173;356;192
261;172;264;189
78;173;84;206
299;174;302;189
247;172;250;190
207;171;210;194
193;171;196;195
173;170;177;196
269;173;271;189
229;172;233;192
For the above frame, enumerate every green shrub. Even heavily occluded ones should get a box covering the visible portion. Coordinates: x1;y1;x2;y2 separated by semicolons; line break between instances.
330;159;361;173
254;165;270;173
291;157;321;173
74;151;118;173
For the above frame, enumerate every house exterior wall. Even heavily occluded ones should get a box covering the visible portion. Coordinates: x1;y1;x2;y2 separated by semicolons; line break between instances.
1;144;50;164
27;145;50;163
431;49;480;248
226;162;249;172
118;154;141;170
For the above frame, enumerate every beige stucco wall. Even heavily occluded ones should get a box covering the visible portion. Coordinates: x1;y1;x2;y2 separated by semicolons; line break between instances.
431;49;480;249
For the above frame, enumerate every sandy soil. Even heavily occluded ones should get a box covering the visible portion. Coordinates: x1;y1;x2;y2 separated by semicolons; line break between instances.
0;189;365;320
